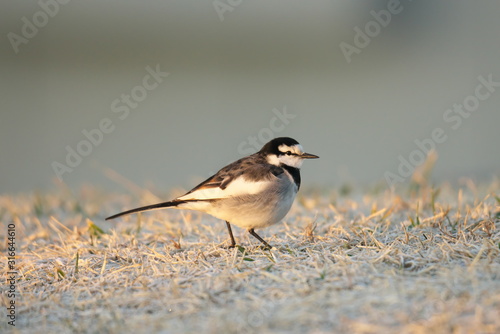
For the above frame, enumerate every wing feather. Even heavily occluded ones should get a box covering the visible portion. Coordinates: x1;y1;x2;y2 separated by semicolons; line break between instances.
177;154;283;201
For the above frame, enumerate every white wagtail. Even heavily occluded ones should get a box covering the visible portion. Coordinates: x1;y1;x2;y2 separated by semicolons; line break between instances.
106;137;319;249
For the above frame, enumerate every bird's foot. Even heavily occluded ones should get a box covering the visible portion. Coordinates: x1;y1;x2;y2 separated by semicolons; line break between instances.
257;244;273;251
219;241;237;249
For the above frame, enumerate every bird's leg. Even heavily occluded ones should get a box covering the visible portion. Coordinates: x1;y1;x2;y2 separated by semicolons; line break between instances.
248;228;272;250
225;221;236;248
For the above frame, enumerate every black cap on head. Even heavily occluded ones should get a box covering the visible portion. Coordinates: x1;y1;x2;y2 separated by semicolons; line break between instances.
259;137;299;155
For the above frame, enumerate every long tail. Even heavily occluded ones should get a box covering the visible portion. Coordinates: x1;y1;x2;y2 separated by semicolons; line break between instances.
105;200;188;220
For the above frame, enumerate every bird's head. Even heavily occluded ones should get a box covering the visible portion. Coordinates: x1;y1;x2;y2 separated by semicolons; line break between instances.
259;137;319;168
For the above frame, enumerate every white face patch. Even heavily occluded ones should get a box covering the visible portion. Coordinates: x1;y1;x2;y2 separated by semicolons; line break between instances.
276;144;304;168
278;154;303;168
278;144;303;155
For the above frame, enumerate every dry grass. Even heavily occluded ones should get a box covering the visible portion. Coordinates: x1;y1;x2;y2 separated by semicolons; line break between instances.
1;180;500;333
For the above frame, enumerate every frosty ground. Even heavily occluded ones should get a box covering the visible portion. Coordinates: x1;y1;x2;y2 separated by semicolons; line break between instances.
1;180;499;333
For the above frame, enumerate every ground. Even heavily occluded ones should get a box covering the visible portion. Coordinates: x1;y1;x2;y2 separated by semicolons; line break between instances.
1;180;499;333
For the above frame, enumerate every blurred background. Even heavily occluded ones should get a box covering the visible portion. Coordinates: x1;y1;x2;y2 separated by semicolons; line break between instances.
1;0;499;194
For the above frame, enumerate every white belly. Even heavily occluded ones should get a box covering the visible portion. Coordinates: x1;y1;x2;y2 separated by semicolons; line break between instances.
184;175;298;230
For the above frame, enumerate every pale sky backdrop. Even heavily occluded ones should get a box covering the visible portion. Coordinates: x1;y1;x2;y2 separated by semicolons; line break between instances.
1;1;499;194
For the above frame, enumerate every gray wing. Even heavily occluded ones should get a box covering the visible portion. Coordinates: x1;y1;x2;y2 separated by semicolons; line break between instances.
181;154;284;196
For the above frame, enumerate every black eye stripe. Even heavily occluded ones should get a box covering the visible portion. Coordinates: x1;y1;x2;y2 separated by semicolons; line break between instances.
281;151;298;156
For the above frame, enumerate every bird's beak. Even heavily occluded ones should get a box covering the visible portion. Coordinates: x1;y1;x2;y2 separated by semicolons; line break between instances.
301;152;319;159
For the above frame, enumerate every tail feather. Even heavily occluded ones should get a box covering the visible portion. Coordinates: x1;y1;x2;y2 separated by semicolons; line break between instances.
105;200;187;220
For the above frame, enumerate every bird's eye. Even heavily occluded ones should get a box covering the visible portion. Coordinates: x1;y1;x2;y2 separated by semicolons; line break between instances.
286;151;292;156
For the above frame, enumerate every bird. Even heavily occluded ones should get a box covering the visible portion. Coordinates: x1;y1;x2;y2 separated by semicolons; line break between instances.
106;137;319;249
